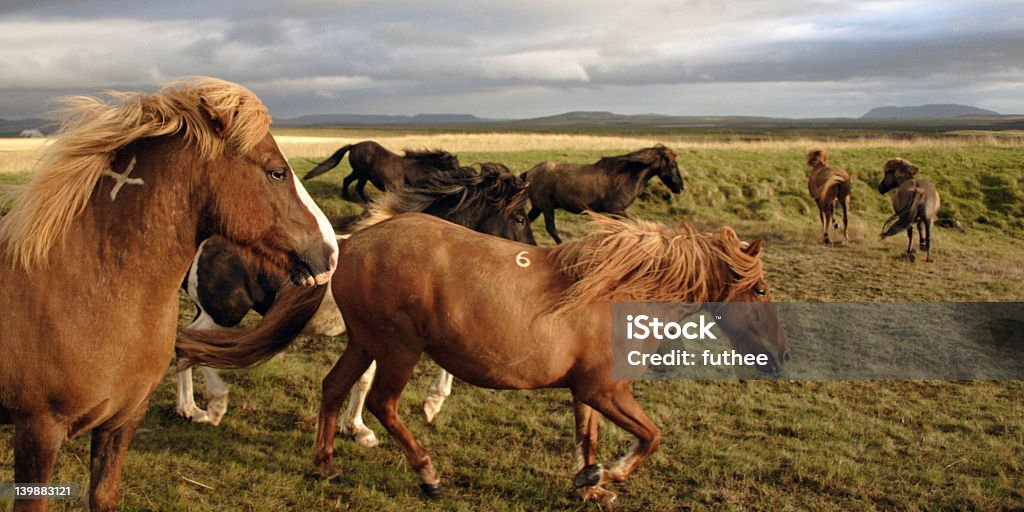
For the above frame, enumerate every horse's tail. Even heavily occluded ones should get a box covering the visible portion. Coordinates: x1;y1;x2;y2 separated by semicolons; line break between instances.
816;173;849;205
304;144;353;181
881;188;925;238
175;283;328;369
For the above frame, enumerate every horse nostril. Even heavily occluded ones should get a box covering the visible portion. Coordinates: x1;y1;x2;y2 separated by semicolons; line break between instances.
782;350;791;363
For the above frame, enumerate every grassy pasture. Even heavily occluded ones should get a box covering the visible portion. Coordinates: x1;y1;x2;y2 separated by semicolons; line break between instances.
1;131;1022;511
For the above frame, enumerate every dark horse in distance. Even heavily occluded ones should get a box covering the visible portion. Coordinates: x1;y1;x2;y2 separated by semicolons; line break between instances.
878;157;941;262
522;144;683;243
806;148;851;245
303;140;460;202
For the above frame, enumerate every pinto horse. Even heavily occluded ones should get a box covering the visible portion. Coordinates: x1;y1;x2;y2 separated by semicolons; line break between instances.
0;78;338;512
806;148;852;245
303;140;460;202
523;144;684;243
177;213;789;505
176;163;534;433
878;157;941;262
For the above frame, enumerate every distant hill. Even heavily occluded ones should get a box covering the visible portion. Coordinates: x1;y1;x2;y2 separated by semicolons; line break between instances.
861;104;1000;119
0;117;51;137
276;113;485;126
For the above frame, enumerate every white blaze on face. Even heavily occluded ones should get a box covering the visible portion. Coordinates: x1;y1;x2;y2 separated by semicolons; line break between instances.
282;147;338;284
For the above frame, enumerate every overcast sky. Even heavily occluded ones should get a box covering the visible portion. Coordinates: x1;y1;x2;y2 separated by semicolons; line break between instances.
1;0;1022;119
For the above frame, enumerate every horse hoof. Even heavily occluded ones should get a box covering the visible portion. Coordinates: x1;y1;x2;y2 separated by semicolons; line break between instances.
907;253;916;263
419;483;443;499
573;464;602;488
328;474;346;485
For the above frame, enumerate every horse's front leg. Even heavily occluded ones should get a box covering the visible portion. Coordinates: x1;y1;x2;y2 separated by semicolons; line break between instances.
423;369;453;424
573;385;660;504
341;361;379;447
88;400;148;512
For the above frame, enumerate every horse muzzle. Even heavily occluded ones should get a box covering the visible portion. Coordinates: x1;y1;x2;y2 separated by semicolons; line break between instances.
289;242;337;287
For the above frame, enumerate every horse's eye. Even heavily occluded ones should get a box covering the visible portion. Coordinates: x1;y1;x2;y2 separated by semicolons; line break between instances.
267;168;287;182
754;286;768;298
514;214;526;225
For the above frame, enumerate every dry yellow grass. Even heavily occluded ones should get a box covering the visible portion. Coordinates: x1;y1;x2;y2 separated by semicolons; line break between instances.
0;138;50;174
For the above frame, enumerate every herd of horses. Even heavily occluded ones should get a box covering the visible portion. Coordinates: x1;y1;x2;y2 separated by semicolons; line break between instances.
0;78;937;510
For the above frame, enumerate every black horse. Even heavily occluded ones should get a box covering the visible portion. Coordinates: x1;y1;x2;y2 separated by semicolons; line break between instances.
878;157;942;262
522;145;684;243
303;140;460;202
176;163;535;425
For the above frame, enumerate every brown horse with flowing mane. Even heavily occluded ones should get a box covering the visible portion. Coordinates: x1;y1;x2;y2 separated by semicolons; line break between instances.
878;157;941;262
523;144;684;243
177;213;789;505
0;77;338;511
303;140;460;202
806;148;852;245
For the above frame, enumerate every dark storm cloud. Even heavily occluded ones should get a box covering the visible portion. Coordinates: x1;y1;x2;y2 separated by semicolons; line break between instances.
0;1;1022;118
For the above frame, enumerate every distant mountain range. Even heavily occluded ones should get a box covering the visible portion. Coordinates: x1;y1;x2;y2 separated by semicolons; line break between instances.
275;113;485;126
0;117;51;137
861;104;1000;119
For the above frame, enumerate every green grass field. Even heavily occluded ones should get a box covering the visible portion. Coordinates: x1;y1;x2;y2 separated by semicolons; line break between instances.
1;134;1023;511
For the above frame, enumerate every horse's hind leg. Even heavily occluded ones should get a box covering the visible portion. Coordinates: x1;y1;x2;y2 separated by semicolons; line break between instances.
199;366;229;426
527;206;541;222
355;178;371;203
572;399;615;504
817;206;829;245
340;361;379;448
542;209;563;244
88;400;148;512
365;357;442;498
841;195;850;243
572;385;660;502
12;415;65;512
905;226;916;262
314;343;374;481
922;219;933;262
341;173;358;201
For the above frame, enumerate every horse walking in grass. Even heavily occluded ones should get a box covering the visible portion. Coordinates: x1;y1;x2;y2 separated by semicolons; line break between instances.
0;78;338;512
878;157;941;262
176;163;534;437
806;148;851;245
177;213;789;505
522;144;684;243
303;140;460;202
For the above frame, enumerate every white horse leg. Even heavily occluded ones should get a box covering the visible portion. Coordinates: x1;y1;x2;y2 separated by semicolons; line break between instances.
423;370;454;424
340;360;379;448
199;366;229;426
175;366;210;423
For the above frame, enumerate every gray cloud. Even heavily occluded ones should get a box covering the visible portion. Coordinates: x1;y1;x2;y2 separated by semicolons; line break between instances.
0;1;1022;119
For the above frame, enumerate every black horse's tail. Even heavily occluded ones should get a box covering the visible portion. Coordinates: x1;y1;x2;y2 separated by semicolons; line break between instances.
176;283;328;369
881;188;925;238
304;144;353;181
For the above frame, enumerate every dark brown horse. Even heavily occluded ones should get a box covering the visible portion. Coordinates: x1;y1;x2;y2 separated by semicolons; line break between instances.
303;140;460;202
0;78;338;511
177;213;789;505
878;157;941;262
176;163;534;427
806;148;851;245
523;145;684;243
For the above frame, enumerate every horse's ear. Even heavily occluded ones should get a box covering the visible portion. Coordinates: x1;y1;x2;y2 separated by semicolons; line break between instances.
742;239;763;257
199;97;228;138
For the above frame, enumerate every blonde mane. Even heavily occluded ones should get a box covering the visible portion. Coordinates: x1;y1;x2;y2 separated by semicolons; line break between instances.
0;77;271;269
550;213;763;312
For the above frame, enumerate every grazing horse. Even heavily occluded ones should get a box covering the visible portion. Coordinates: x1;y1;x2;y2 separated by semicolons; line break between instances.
878;157;941;262
177;213;789;505
303;140;460;202
806;148;851;245
523;144;684;243
0;78;338;512
176;163;534;433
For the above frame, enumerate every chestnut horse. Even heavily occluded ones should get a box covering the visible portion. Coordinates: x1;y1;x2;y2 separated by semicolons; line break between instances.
0;78;338;512
878;157;941;262
303;141;460;202
176;163;534;432
806;148;852;245
177;213;789;505
523;145;684;243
